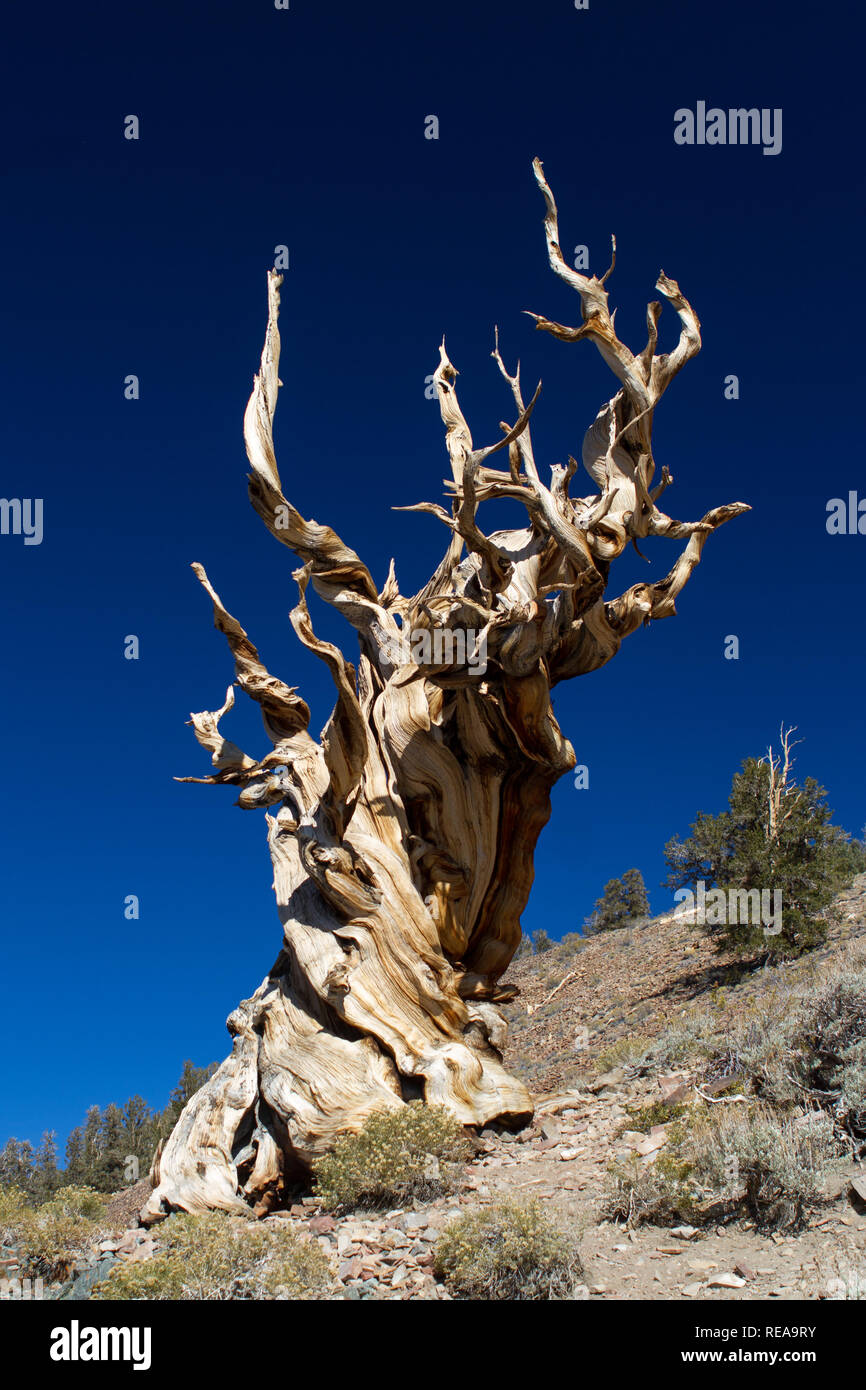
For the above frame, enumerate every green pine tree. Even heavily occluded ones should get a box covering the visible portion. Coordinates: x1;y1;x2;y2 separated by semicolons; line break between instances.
664;728;866;957
64;1126;86;1185
80;1105;104;1187
585;868;650;934
169;1061;218;1119
97;1104;129;1192
621;868;650;921
120;1096;155;1183
4;1059;220;1197
31;1131;61;1202
0;1137;35;1194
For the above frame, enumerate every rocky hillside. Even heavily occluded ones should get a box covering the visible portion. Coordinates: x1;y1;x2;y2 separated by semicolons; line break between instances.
501;876;866;1095
6;878;865;1303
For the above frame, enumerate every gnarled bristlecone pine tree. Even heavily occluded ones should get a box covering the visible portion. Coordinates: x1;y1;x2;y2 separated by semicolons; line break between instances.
142;160;749;1221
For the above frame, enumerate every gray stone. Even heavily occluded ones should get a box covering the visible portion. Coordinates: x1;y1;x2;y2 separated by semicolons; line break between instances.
52;1256;118;1301
589;1068;625;1092
401;1212;429;1232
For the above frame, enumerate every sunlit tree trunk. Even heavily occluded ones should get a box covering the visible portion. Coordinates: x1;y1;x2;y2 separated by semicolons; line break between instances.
143;161;748;1221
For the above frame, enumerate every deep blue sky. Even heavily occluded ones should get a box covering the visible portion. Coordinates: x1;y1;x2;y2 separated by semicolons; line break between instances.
2;0;864;1150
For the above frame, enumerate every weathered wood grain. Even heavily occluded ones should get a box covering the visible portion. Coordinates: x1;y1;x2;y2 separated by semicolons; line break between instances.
142;162;748;1223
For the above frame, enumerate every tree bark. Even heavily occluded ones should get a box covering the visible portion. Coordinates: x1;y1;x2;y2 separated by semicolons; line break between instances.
142;160;748;1222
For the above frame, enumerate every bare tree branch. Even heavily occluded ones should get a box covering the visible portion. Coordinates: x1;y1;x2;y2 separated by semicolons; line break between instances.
146;159;751;1226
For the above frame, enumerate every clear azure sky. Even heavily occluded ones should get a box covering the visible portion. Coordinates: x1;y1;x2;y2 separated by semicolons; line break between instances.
1;0;864;1151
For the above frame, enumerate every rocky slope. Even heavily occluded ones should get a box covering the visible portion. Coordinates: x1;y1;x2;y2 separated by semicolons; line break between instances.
501;876;866;1095
7;878;864;1302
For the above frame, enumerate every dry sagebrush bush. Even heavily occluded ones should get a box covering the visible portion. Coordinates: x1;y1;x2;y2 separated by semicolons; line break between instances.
734;954;866;1140
7;1185;106;1280
692;1104;837;1231
647;1010;723;1068
434;1199;583;1300
313;1101;469;1211
602;1103;837;1233
0;1182;29;1238
601;1151;699;1229
594;1034;653;1073
93;1211;332;1301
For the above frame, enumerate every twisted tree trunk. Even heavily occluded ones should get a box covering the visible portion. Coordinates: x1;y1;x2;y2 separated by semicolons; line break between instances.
142;160;748;1222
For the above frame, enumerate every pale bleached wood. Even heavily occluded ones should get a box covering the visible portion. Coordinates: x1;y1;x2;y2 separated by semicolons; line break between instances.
142;161;748;1223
